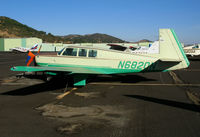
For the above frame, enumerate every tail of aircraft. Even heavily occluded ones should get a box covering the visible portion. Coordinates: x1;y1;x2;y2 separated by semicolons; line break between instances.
25;44;42;66
30;43;38;51
158;29;190;69
148;41;159;54
26;51;35;66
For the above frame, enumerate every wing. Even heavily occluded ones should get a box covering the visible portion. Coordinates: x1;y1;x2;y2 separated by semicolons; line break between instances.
11;66;102;74
11;65;137;75
107;44;127;51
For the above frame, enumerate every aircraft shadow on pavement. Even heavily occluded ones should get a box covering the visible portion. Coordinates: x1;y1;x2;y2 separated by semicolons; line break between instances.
124;95;200;113
89;74;156;83
1;74;155;96
1;77;67;96
188;58;200;61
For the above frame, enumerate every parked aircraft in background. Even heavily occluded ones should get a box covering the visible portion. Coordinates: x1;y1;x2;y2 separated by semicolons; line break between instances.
10;43;39;52
130;41;159;54
11;29;189;87
183;44;200;56
107;41;159;54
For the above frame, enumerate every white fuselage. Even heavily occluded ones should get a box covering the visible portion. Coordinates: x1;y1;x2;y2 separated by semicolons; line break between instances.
35;41;188;73
184;45;200;56
35;46;158;71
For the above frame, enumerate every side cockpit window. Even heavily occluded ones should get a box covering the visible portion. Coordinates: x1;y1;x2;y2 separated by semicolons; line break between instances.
89;50;97;57
79;49;87;57
63;48;78;56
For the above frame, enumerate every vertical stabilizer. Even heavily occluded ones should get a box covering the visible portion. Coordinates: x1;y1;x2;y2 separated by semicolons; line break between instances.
148;41;159;54
159;29;190;69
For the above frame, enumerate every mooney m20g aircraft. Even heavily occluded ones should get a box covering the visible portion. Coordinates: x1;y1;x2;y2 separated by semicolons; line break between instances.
10;43;39;53
11;29;190;86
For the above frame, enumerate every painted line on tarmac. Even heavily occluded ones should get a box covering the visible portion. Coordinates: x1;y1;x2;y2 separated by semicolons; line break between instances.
183;69;200;72
89;83;200;86
169;71;183;84
186;91;200;105
56;88;77;100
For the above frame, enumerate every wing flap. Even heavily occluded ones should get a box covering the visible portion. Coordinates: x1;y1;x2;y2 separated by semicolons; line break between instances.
159;58;183;62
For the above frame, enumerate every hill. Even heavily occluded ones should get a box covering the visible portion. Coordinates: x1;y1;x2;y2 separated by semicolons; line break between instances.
62;33;125;43
0;16;125;43
0;16;62;43
137;39;152;43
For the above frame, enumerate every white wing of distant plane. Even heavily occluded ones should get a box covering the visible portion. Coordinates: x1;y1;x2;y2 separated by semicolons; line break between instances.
107;44;128;51
10;47;29;52
10;43;38;52
107;44;138;52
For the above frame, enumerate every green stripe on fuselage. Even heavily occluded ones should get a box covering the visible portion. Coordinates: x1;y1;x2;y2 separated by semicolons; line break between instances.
37;62;144;74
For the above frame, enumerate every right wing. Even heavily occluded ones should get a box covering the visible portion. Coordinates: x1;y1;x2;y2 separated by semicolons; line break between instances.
11;65;137;75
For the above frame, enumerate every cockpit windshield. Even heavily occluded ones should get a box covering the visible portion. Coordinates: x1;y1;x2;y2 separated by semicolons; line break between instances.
58;48;65;55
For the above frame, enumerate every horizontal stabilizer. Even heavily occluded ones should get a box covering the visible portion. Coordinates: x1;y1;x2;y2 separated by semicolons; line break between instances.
159;58;183;62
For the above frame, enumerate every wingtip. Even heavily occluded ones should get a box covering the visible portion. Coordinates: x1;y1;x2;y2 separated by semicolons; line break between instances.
10;66;16;71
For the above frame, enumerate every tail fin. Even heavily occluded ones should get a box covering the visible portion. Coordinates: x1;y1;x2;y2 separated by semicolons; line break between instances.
30;43;38;50
148;41;159;54
37;45;42;53
26;51;35;66
159;29;190;69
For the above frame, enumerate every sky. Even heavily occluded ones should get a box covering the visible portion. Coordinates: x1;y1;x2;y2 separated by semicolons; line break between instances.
0;0;200;44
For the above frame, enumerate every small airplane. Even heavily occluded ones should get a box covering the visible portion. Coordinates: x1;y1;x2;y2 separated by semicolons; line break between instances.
183;44;200;56
11;29;190;87
10;43;39;53
107;41;159;54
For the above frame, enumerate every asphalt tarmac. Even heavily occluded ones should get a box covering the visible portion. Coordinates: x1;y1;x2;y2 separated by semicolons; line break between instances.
0;52;200;137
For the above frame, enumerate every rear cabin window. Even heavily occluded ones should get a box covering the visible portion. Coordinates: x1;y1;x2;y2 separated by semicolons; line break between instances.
79;49;87;57
63;48;77;56
89;50;97;57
